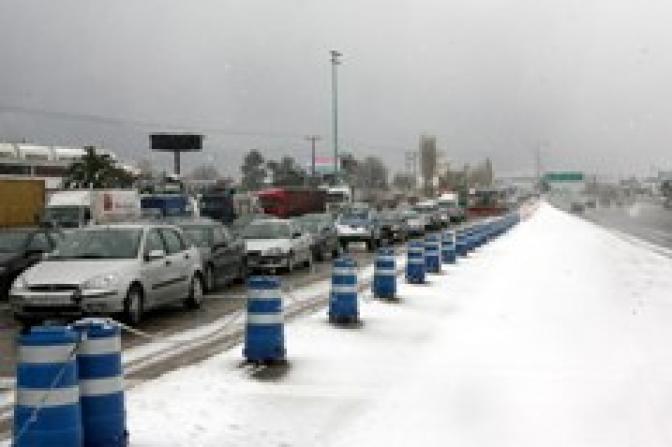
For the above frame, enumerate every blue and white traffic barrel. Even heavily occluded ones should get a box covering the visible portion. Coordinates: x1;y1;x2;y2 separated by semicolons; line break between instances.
424;234;441;273
456;230;468;257
465;228;478;252
475;225;486;247
329;257;359;323
441;230;457;264
244;276;285;362
14;326;82;447
373;247;396;299
406;241;426;284
73;318;127;447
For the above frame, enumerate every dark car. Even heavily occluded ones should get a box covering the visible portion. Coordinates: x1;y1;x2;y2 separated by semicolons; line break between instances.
0;227;62;298
296;213;341;261
570;201;585;214
176;219;246;292
378;210;408;243
199;190;236;225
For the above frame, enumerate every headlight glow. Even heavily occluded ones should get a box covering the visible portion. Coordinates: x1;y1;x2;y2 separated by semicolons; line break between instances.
11;275;27;291
82;273;120;290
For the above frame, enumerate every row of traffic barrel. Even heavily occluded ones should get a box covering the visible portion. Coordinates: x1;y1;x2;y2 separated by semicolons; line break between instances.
14;319;126;447
243;211;521;364
14;212;520;446
407;212;520;284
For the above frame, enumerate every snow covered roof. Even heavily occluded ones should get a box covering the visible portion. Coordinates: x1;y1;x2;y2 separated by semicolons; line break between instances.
17;144;52;160
0;143;17;158
53;146;86;160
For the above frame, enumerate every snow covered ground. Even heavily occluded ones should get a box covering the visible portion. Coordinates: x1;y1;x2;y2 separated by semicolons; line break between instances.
124;202;672;446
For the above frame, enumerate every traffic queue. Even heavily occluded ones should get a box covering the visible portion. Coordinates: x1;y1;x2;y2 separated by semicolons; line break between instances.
0;182;485;328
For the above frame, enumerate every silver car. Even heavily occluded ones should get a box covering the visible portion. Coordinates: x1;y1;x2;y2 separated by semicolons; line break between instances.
10;223;203;326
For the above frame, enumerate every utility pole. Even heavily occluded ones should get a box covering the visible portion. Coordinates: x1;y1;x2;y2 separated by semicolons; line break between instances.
305;135;321;183
535;145;542;191
330;50;342;184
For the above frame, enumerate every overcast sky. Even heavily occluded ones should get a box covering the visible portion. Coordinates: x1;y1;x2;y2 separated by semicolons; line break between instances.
0;0;671;178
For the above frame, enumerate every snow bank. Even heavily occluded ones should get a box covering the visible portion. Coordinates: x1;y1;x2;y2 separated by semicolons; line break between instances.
125;203;672;447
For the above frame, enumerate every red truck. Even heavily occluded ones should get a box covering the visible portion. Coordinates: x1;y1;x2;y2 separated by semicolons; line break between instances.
257;187;326;218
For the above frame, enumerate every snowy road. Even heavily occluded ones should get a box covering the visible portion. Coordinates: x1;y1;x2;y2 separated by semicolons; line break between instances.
118;202;672;446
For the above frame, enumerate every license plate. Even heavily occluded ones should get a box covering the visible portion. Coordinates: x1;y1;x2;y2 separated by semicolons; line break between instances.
26;295;73;305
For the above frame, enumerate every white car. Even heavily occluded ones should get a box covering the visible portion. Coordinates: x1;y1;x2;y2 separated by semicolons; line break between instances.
243;219;313;272
10;223;203;326
402;210;427;236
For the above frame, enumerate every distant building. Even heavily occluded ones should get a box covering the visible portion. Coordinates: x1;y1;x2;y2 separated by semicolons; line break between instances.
0;142;134;189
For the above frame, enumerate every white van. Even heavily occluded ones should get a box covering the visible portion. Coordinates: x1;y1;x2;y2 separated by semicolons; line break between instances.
44;189;141;228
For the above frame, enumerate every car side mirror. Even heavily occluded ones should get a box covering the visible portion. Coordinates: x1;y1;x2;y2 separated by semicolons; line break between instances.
146;249;166;261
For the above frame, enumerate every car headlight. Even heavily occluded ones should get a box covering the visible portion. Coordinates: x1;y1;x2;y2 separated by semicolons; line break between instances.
82;273;120;290
264;247;284;256
11;275;27;291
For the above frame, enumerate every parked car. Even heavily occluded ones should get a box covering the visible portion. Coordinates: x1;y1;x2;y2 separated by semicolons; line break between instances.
437;193;466;223
335;207;382;251
9;223;203;327
174;218;246;292
242;219;313;272
570;201;585;214
378;210;408;243
401;209;427;237
295;213;341;261
413;201;443;230
0;227;62;298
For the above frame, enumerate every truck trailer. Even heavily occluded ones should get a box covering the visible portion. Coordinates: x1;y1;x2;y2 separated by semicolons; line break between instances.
0;179;45;227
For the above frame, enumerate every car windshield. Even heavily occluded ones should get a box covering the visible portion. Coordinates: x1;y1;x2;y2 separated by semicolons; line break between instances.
413;205;435;213
297;219;321;234
379;212;400;223
51;228;142;259
43;206;82;227
181;226;213;248
340;210;368;221
231;214;268;232
0;230;31;252
243;222;291;239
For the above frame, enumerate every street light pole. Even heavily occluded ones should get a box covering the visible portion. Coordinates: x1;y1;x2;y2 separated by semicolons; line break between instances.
305;135;321;183
330;50;342;184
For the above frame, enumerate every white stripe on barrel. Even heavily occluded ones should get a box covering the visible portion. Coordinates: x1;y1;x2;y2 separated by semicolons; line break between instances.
247;313;284;325
19;344;75;364
79;376;124;397
17;386;79;408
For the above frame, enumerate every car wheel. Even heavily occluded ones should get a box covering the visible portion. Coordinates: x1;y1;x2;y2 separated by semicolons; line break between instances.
315;246;325;262
16;316;40;333
235;262;247;284
204;264;216;292
332;244;342;259
366;237;374;252
185;274;204;309
123;285;144;326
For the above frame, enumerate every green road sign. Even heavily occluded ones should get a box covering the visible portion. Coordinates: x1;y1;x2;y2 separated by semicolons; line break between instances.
543;172;584;182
